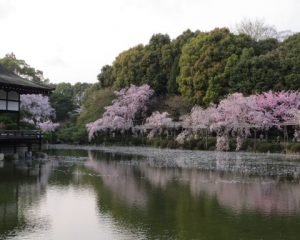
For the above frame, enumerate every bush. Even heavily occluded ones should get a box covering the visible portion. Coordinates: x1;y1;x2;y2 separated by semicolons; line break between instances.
286;143;300;153
56;124;88;144
240;139;283;153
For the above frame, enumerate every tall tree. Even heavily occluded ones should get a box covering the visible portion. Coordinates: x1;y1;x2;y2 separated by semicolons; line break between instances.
97;65;114;88
112;45;145;89
167;29;198;94
177;28;253;104
0;53;49;84
278;33;300;90
49;83;76;122
228;49;284;94
228;33;300;94
140;34;172;94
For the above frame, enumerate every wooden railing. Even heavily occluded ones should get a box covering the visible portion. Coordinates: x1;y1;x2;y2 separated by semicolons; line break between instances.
0;130;43;141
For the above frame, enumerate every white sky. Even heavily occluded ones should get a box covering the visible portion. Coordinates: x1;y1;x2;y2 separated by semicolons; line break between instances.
0;0;299;84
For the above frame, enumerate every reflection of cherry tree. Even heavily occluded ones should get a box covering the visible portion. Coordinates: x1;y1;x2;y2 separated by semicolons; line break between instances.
139;163;300;214
85;151;147;206
21;94;59;132
86;84;154;141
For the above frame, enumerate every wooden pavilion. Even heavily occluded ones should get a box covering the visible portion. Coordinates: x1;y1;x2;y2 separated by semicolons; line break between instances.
0;65;53;153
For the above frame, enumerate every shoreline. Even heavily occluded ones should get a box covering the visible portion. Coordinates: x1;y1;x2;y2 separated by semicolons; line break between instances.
48;144;300;161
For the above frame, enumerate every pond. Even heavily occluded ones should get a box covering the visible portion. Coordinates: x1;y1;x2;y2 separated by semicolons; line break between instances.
1;145;300;240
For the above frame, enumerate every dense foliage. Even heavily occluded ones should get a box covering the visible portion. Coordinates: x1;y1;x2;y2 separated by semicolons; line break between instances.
49;82;91;122
96;27;300;107
0;53;49;84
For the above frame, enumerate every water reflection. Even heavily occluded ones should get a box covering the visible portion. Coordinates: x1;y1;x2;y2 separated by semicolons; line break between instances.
86;150;300;215
0;161;53;239
85;155;147;207
1;147;300;240
84;149;300;240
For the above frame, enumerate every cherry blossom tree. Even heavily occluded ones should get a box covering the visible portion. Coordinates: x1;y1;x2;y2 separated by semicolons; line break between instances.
37;120;60;132
21;94;59;132
185;105;217;132
255;91;300;125
86;87;300;149
176;105;218;146
210;93;267;150
175;130;193;145
205;91;300;151
175;91;300;151
86;84;154;141
142;111;174;139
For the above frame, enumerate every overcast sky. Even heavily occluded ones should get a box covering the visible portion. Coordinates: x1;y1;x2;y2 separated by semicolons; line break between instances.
0;0;299;84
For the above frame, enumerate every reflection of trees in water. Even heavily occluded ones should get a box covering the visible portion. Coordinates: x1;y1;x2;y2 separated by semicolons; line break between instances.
85;151;147;207
84;150;300;240
214;152;300;178
86;150;300;214
0;161;53;237
141;165;300;214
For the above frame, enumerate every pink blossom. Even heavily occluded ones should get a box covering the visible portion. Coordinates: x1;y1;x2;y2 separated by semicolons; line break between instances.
175;130;193;144
21;94;59;132
86;84;154;141
38;121;60;132
142;111;174;139
255;91;300;125
176;91;300;151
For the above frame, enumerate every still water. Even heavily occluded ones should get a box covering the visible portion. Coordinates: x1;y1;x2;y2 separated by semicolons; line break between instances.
1;145;300;240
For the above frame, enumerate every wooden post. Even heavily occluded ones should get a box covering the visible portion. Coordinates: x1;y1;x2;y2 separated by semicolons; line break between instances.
38;131;42;151
205;128;208;150
284;125;287;153
254;129;257;152
17;95;21;130
17;111;20;130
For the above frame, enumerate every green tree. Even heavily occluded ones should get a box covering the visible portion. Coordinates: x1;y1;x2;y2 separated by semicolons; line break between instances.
72;82;92;106
228;50;283;94
228;33;299;94
77;85;115;125
112;45;145;89
49;83;76;122
278;33;300;90
97;65;114;88
167;29;198;94
177;28;253;104
140;34;172;94
0;53;49;84
253;38;279;55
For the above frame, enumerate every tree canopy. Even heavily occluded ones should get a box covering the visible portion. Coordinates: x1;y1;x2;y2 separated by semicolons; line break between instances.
0;53;49;84
177;28;254;104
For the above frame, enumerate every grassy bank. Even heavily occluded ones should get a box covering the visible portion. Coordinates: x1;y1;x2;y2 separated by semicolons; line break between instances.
66;133;300;154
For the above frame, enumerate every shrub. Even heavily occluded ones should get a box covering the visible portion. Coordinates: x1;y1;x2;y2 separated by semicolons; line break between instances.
286;143;300;153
